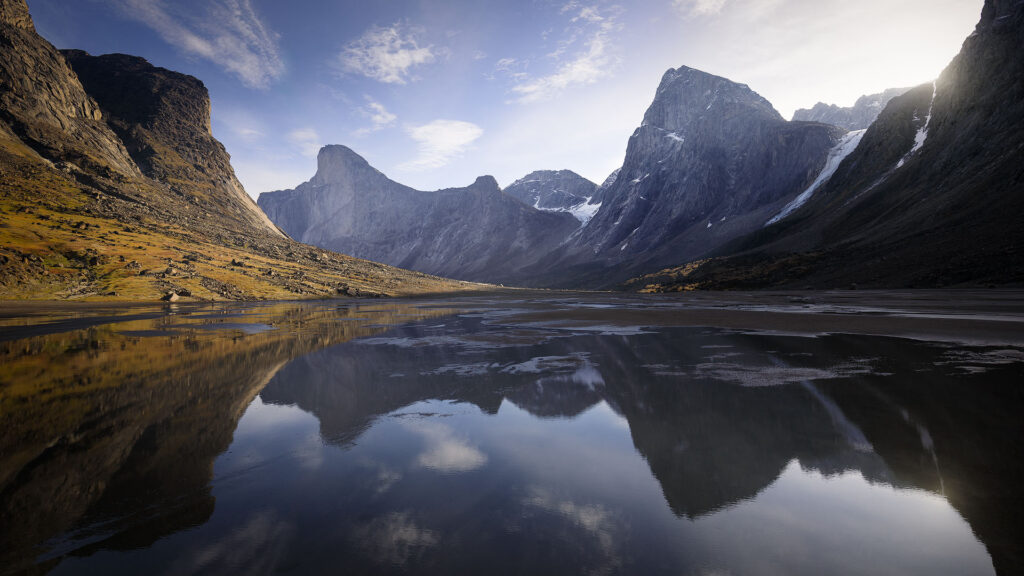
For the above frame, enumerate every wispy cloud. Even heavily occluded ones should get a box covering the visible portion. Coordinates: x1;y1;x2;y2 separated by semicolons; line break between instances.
287;128;321;157
672;0;728;16
353;512;438;567
338;24;436;84
354;96;397;136
111;0;283;89
399;120;483;171
505;3;622;103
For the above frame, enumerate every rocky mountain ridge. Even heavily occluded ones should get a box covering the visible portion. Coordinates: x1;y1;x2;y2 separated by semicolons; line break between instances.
258;145;580;284
261;66;845;289
792;87;911;131
521;66;843;287
0;0;467;300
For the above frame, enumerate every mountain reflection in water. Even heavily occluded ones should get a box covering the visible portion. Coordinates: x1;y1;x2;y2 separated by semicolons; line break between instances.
1;296;1021;575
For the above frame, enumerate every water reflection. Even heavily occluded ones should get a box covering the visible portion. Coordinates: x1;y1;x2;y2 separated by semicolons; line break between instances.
1;299;1021;575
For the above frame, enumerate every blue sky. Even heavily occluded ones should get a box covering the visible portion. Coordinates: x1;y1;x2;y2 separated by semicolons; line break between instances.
29;0;981;196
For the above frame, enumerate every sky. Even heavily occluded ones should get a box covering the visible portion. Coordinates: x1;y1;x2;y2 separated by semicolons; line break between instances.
28;0;982;197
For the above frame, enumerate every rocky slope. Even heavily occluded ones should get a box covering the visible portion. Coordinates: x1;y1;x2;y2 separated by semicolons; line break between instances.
258;145;580;284
635;0;1024;290
0;0;468;300
792;87;911;130
61;50;282;235
525;66;843;287
503;169;599;223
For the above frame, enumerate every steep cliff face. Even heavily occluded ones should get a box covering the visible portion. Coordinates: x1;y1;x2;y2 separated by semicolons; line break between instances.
61;51;282;236
259;145;579;284
637;0;1024;290
0;2;137;176
534;66;841;287
0;0;465;300
792;87;911;131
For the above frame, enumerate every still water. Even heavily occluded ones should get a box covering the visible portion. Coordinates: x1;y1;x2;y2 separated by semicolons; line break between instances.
1;293;1022;575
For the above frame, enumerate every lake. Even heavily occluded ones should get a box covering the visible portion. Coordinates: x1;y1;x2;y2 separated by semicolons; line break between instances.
2;291;1022;575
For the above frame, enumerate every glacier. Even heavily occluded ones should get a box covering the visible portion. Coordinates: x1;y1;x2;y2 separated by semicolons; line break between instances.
766;129;867;226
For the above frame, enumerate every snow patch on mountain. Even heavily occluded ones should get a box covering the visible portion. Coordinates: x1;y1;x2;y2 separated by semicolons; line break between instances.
766;129;867;226
896;81;937;169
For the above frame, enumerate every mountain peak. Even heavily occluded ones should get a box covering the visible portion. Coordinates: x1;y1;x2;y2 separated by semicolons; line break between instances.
503;169;597;211
978;0;1024;30
311;144;389;187
472;175;500;191
0;0;33;31
793;87;911;130
317;144;368;168
645;65;781;131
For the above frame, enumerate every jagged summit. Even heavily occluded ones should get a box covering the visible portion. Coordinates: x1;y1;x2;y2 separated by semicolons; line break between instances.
310;144;390;188
524;63;840;287
258;148;579;284
317;143;370;167
466;174;500;191
645;66;782;131
793;87;911;131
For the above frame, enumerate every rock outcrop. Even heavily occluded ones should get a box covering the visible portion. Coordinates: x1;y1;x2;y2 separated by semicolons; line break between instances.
793;87;911;131
258;145;580;284
0;2;137;176
61;50;282;235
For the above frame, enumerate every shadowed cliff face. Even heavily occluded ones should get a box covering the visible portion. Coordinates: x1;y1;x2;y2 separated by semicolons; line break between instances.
511;66;843;289
640;0;1024;290
0;301;457;573
258;145;580;285
61;51;281;236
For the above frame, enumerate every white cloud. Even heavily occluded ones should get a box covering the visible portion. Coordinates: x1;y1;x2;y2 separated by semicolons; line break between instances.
404;421;487;472
399;120;483;171
338;24;436;84
287;128;321;157
112;0;283;89
672;0;728;16
508;4;622;103
354;96;397;136
235;127;263;139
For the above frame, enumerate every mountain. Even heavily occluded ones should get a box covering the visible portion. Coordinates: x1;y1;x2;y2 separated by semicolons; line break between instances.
0;0;463;300
60;50;281;235
634;0;1024;290
525;66;843;288
257;145;580;284
793;87;911;130
502;169;599;224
